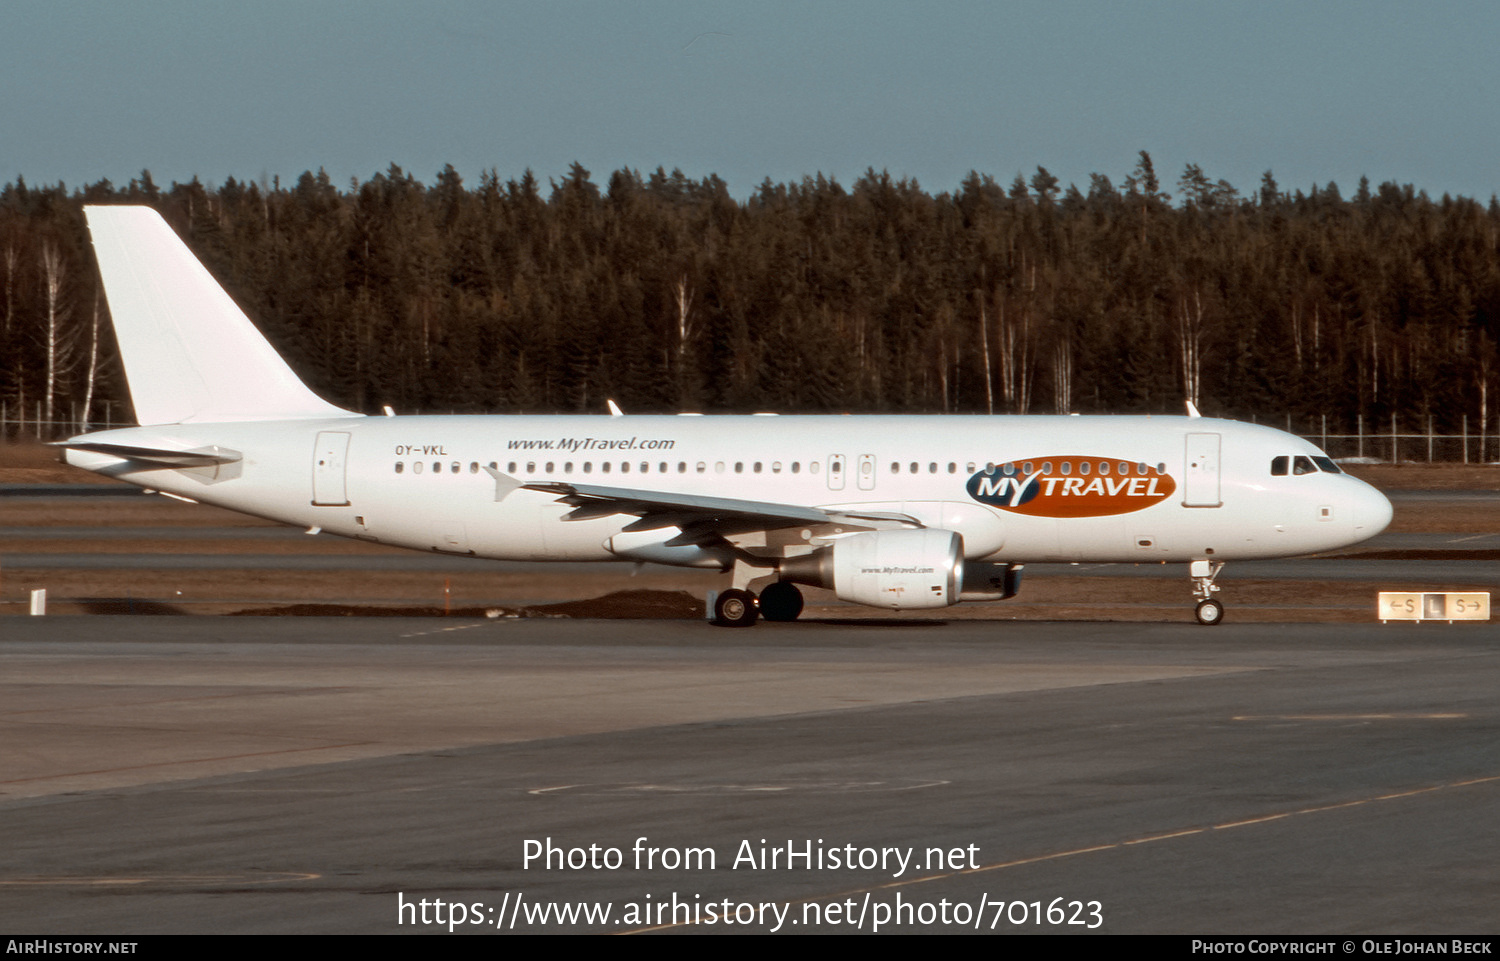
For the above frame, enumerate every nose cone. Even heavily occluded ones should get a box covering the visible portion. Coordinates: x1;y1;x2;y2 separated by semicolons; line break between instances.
1350;478;1393;541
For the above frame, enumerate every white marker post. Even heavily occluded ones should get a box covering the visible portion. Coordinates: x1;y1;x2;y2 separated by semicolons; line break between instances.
29;588;46;616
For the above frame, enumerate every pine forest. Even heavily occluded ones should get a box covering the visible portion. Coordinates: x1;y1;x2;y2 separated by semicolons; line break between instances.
3;152;1499;449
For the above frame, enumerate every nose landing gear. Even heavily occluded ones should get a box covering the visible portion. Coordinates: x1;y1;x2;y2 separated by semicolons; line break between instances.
1190;559;1225;625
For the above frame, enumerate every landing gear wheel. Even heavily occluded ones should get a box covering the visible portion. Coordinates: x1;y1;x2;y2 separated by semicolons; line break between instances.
1195;598;1225;626
758;582;804;622
713;589;759;627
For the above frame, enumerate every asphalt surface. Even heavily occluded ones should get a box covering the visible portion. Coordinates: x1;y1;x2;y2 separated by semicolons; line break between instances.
2;616;1497;934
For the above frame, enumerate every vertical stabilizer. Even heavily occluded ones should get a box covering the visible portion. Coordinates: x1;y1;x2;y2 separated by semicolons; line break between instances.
84;205;358;425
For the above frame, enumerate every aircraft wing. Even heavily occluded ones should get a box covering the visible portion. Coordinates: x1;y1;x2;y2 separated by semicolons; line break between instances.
486;469;919;544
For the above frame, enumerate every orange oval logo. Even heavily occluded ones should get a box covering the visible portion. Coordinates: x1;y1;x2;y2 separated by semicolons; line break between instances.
966;456;1177;518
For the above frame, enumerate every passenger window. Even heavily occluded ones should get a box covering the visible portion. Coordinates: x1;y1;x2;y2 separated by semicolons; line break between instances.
1042;461;1053;473
602;462;612;473
791;462;800;474
1079;461;1090;475
715;462;725;473
565;461;573;473
1002;463;1015;476
772;462;782;473
948;463;956;473
1271;456;1288;476
507;462;517;474
1022;462;1033;474
1099;461;1110;475
966;463;976;473
620;462;629;473
1136;462;1147;475
395;461;404;474
414;462;423;474
929;463;937;473
469;462;478;474
524;462;534;474
583;462;592;473
735;462;744;473
909;462;918;474
811;461;820;474
451;461;460;473
890;462;900;474
1060;461;1072;475
754;462;762;473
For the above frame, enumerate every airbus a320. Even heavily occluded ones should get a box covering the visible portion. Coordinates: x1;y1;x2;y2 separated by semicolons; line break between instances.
61;206;1393;626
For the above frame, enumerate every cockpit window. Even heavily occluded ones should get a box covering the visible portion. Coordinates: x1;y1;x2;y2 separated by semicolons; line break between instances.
1274;453;1342;476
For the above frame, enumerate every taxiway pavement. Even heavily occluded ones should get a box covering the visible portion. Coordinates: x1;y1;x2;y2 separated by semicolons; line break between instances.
1;616;1496;934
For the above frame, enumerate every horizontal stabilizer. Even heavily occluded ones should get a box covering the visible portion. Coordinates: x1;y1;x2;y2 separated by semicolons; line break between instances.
53;440;241;468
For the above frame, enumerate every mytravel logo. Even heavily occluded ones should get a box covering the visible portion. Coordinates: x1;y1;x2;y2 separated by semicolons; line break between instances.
966;456;1176;518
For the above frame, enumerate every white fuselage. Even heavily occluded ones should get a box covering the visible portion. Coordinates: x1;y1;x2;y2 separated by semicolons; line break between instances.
66;413;1392;567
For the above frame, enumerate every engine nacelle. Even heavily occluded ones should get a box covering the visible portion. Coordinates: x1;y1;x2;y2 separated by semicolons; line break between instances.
783;529;964;610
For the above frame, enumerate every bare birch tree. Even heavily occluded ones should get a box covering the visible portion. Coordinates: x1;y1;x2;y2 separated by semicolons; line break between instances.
1053;336;1072;413
39;241;76;431
1176;288;1206;407
977;297;993;414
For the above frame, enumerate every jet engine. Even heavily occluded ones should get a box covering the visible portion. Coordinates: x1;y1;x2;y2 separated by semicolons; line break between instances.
781;529;964;610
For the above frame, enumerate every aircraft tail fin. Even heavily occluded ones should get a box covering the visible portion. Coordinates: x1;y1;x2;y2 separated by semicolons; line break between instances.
84;205;358;425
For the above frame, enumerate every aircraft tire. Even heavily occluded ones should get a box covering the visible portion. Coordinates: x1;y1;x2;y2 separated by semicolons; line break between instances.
713;589;759;627
758;581;804;622
1195;598;1225;626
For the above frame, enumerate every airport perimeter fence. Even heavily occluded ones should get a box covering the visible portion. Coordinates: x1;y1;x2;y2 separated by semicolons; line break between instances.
0;401;125;443
0;403;1497;465
1251;414;1498;464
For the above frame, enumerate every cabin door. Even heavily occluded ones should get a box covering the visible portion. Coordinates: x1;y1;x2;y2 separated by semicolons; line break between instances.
1183;432;1222;507
312;431;351;506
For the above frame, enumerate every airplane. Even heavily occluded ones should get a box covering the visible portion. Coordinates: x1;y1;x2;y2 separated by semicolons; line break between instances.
60;205;1393;627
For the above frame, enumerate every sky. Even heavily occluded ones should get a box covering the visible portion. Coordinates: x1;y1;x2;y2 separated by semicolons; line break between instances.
5;0;1499;202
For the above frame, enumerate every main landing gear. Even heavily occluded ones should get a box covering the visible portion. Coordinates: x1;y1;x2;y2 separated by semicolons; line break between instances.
712;589;758;627
1190;559;1225;625
711;581;805;627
